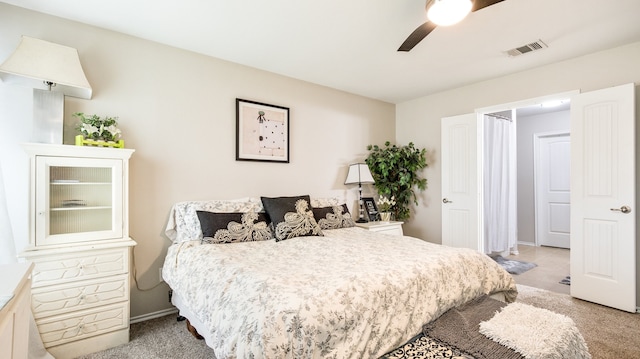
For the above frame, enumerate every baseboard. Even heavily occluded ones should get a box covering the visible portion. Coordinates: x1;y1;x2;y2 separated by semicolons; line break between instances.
516;241;535;247
130;307;178;324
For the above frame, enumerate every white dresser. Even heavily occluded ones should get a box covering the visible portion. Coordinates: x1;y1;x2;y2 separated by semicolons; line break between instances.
19;143;136;359
355;221;404;236
0;262;34;359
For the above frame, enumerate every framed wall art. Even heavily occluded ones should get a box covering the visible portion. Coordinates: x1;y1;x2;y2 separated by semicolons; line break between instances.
362;197;379;222
236;98;290;163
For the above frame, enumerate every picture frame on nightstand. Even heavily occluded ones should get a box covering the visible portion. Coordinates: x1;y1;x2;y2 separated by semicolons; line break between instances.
362;197;379;222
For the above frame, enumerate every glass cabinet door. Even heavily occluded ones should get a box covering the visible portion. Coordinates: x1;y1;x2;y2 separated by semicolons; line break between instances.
35;156;123;246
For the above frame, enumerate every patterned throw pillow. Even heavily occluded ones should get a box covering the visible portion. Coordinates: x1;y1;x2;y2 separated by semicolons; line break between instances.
312;204;356;230
261;195;323;241
196;211;273;244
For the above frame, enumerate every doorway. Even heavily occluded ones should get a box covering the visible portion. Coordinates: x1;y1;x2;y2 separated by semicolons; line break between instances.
442;84;637;311
441;91;575;253
534;131;570;248
480;96;572;254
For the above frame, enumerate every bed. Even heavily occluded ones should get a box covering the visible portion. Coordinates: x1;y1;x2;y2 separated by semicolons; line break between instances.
162;196;517;358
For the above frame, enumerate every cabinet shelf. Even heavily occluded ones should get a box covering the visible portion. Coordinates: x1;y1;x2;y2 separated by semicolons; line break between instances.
51;182;111;186
50;206;112;212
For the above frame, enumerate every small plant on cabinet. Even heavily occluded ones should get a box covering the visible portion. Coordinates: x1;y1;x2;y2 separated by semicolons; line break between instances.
74;112;125;148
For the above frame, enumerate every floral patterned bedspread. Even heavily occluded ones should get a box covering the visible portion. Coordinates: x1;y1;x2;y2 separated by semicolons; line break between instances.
163;227;517;359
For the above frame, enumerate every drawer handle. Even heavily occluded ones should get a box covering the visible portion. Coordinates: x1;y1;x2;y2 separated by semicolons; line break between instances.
78;263;92;271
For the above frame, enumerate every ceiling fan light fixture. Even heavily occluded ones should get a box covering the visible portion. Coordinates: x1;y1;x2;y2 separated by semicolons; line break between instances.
427;0;472;26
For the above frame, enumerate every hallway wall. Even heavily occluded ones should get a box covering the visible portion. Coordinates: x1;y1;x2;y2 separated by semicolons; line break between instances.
516;109;570;245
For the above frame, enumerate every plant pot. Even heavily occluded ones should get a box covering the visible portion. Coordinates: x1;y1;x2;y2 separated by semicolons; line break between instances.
380;212;391;222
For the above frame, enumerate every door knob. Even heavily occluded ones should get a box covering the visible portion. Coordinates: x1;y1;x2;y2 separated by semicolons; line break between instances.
610;205;632;214
442;198;453;204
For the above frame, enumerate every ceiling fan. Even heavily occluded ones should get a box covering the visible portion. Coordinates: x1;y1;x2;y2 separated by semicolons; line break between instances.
398;0;505;52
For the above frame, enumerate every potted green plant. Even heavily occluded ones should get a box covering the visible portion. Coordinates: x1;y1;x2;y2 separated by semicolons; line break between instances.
74;112;121;142
365;141;427;221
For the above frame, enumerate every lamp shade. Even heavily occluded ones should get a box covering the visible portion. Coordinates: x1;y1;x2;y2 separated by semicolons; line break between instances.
0;36;92;99
344;163;375;185
427;0;472;26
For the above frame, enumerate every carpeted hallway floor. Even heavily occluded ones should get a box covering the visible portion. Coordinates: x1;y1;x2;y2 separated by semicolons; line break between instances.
74;284;640;359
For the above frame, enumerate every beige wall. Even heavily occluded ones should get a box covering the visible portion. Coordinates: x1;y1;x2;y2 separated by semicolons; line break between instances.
396;41;640;243
0;4;395;318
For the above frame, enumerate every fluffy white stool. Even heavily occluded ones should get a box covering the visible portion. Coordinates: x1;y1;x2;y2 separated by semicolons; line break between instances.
479;302;591;359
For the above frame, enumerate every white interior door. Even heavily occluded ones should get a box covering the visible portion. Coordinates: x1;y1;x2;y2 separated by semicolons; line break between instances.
441;113;481;251
535;132;571;248
570;83;636;312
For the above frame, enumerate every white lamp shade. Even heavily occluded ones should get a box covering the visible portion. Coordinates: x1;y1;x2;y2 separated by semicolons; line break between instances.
427;0;472;26
344;163;375;185
0;36;92;99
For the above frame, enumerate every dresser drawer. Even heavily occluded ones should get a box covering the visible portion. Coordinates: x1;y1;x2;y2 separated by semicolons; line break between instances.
35;302;129;348
30;248;129;288
32;275;129;319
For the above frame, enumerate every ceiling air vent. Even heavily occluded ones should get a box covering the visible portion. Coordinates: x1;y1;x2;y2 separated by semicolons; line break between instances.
506;40;548;57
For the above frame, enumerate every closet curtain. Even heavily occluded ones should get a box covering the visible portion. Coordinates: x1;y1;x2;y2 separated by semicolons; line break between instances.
483;114;517;254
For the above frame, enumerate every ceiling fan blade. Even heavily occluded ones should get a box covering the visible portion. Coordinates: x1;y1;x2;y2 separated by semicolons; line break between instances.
397;21;438;52
398;0;505;52
471;0;505;12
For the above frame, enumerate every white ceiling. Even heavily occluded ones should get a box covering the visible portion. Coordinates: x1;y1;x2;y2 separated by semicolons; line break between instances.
4;0;640;104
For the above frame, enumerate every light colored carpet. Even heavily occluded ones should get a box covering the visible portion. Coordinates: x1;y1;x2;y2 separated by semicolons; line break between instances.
75;285;640;359
515;285;640;359
73;315;214;358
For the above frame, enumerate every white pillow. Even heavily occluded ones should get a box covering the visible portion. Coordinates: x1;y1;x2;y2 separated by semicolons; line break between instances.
165;198;263;242
311;197;342;208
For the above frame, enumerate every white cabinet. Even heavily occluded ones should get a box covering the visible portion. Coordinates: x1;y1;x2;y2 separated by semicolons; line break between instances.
19;143;135;359
355;221;404;236
0;263;34;359
35;156;124;246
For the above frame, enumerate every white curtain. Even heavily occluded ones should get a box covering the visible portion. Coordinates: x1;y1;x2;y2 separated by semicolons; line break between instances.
483;114;517;254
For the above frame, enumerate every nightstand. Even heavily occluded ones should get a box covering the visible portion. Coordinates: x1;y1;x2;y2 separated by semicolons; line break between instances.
355;221;404;236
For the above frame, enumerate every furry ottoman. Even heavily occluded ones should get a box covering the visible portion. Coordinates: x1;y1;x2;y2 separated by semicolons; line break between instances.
479;302;591;359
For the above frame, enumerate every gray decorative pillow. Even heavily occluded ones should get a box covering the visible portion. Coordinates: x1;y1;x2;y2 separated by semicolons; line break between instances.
312;204;355;230
197;211;273;244
261;195;323;241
